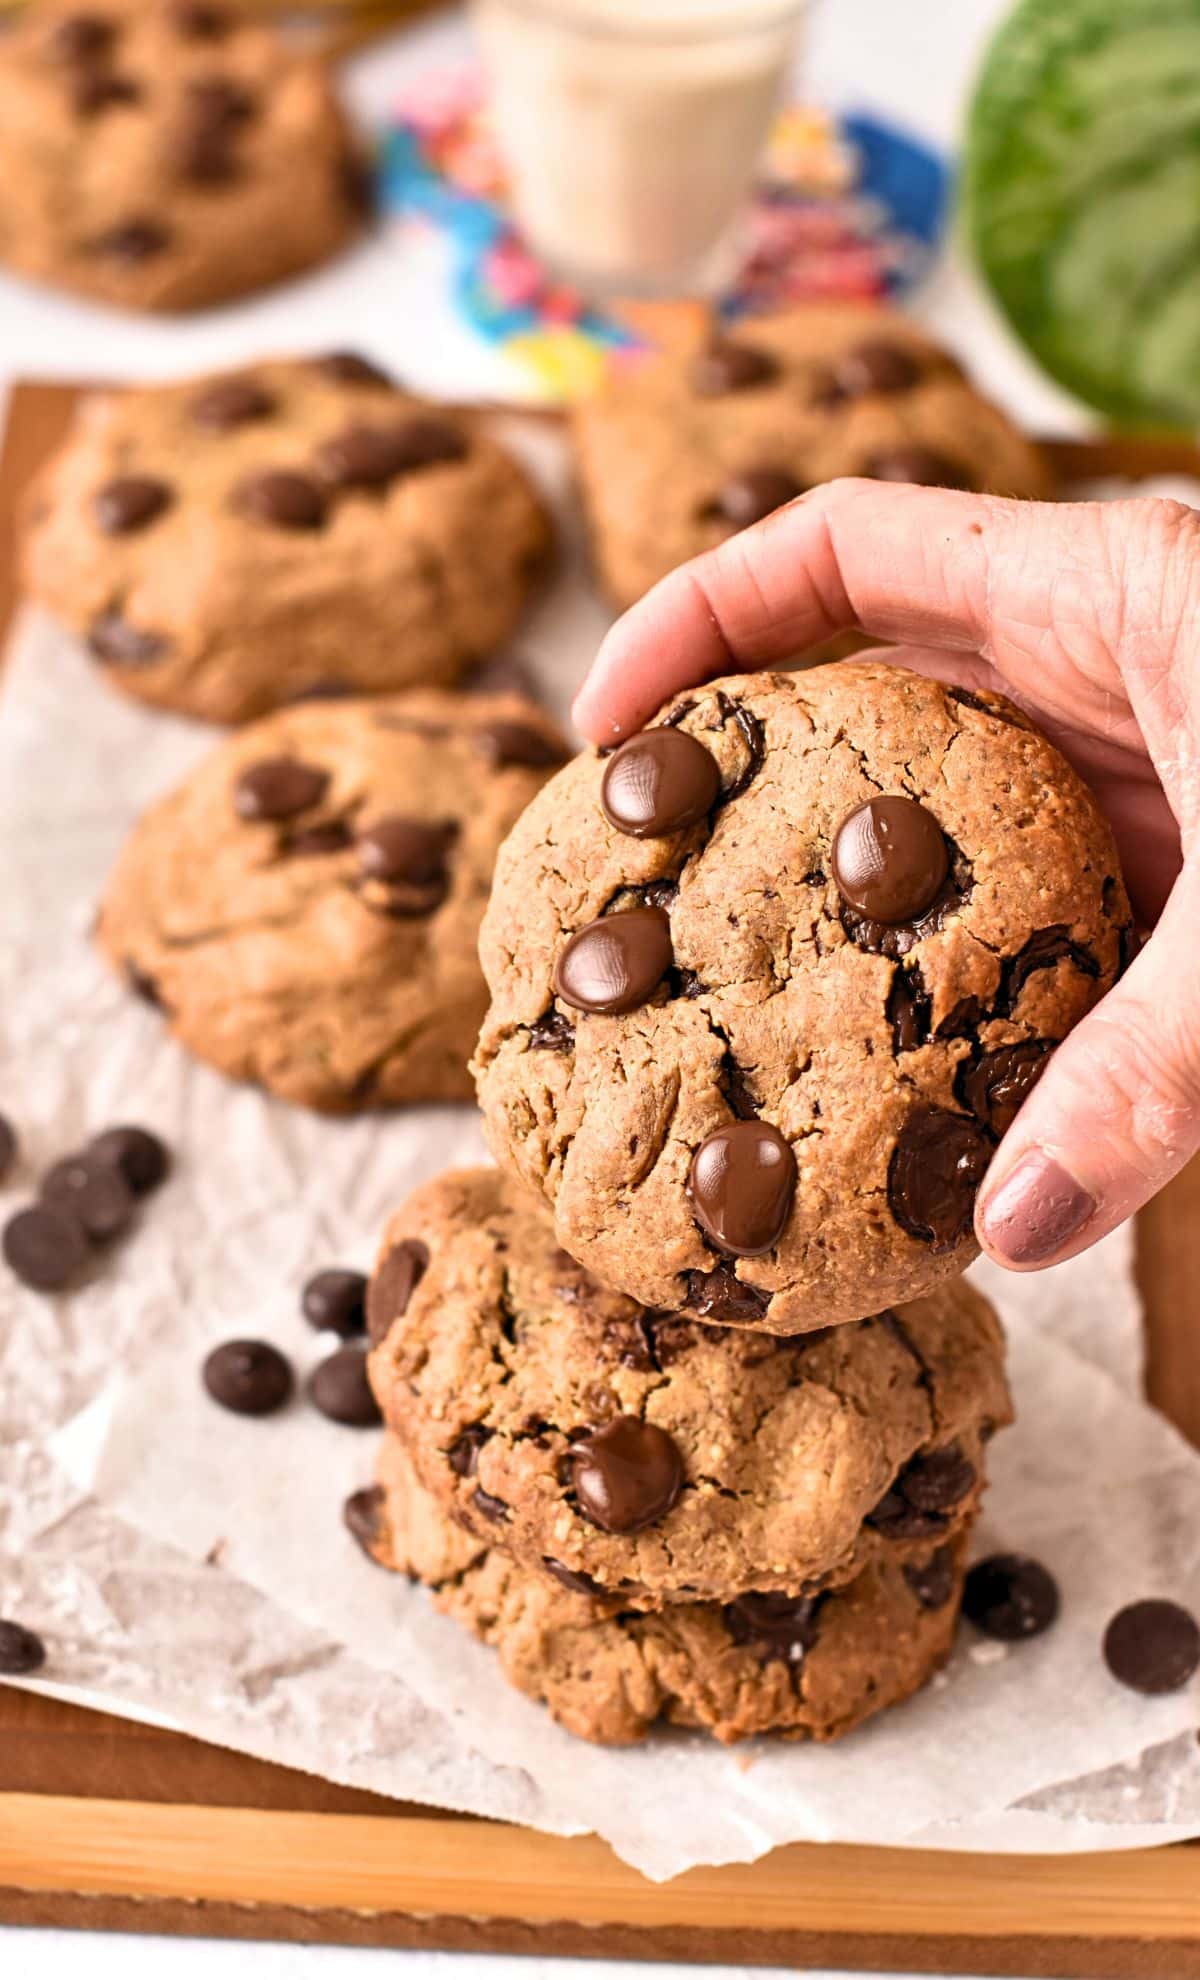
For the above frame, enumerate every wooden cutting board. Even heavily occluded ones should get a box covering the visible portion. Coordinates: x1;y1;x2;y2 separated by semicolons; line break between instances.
2;380;1200;1976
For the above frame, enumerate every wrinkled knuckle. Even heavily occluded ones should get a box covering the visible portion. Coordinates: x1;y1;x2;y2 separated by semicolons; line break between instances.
1124;496;1200;569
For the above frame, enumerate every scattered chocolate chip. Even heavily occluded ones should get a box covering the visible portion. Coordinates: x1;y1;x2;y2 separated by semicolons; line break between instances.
997;926;1099;1016
888;1107;991;1252
897;1446;977;1513
904;1547;958;1611
865;446;974;488
343;1484;384;1558
447;1425;490;1477
958;1041;1051;1139
690;338;778;396
87;1125;169;1195
724;1589;820;1662
234;757;329;823
41;1155;134;1243
365;1238;428;1345
203;1339;293;1416
865;1487;948;1542
714;468;803;529
473;721;567;770
830;339;922;399
833;796;949;926
189;377;275;431
569;1417;684;1534
1104;1599;1200;1695
0;1115;17;1182
528;1009;574;1052
309;1346;381;1428
71;70;140;115
302;1267;367;1338
93;476;172;536
91;218;170;264
316;417;467;489
88;612;168;668
963;1553;1059;1641
554;906;673;1015
315;352;395;387
601;727;721;838
543;1557;605;1597
286;819;352;857
2;1203;90;1292
47;12;115;63
684;1265;770;1323
687;1120;796;1258
233;470;327;530
0;1619;46;1676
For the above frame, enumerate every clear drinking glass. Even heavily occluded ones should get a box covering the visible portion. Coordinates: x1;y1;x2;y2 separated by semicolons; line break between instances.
471;0;808;298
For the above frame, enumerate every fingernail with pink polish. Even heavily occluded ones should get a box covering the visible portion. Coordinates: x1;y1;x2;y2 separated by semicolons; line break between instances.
979;1151;1096;1265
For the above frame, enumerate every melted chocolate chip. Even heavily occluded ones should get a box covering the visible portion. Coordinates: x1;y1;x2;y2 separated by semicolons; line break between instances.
713;692;766;805
366;1238;429;1345
713;468;803;529
963;1553;1059;1641
997;926;1099;1016
569;1417;684;1534
720;1051;760;1121
865;1488;949;1542
690;338;778;396
234;470;327;531
887;964;932;1053
234;757;329;823
302;1267;368;1337
315;352;394;387
1104;1599;1200;1695
684;1265;770;1323
41;1155;134;1243
903;1546;958;1611
958;1040;1051;1139
687;1120;796;1257
833;796;949;925
896;1446;977;1513
447;1425;490;1477
724;1589;820;1662
93;476;172;535
554;906;673;1015
864;446;974;489
473;721;567;770
343;1484;384;1557
3;1203;90;1292
88;612;168;668
888;1107;991;1251
0;1619;46;1675
316;417;467;488
309;1347;381;1427
355;816;455;915
528;1009;575;1052
830;339;921;398
190;376;275;431
91;218;170;264
87;1125;169;1195
203;1339;293;1416
543;1557;605;1596
601;728;721;838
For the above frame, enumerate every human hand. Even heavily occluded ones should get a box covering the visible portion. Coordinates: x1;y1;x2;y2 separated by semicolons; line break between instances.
572;481;1196;1272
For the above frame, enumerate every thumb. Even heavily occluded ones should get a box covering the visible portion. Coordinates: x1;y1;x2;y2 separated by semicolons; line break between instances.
976;864;1200;1268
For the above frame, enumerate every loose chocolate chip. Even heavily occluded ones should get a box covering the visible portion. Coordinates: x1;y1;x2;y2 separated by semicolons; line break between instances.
47;12;116;62
601;728;722;838
316;417;467;488
88;612;168;668
93;476;172;536
473;721;568;770
190;377;275;431
71;71;140;115
92;218;170;263
543;1557;605;1597
286;819;352;857
203;1339;293;1416
904;1546;958;1611
888;1107;991;1252
87;1125;169;1195
833;796;949;926
447;1425;490;1477
234;470;327;531
958;1040;1051;1140
569;1417;684;1534
714;468;803;529
690;338;778;396
302;1267;368;1337
0;1619;46;1676
864;446;973;489
963;1553;1059;1641
315;352;395;387
1104;1599;1200;1695
343;1484;384;1558
687;1120;796;1258
309;1347;381;1428
554;906;673;1015
169;0;232;34
41;1155;134;1243
865;1487;949;1542
2;1204;90;1291
684;1265;770;1323
234;757;329;823
897;1445;977;1513
365;1238;429;1345
832;339;922;398
724;1590;820;1662
0;1114;17;1181
356;816;453;887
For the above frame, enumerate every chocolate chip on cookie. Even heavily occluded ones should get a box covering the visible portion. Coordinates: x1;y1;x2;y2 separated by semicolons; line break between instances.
554;906;673;1014
569;1418;684;1534
473;721;568;771
888;1107;992;1251
88;612;169;668
833;796;949;925
366;1238;429;1344
316;417;467;488
958;1040;1051;1138
90;217;172;264
356;816;454;897
690;338;778;396
233;469;327;531
687;1121;797;1258
233;756;329;822
189;376;276;430
94;476;172;535
724;1590;820;1662
828;339;922;400
601;728;721;837
714;467;803;529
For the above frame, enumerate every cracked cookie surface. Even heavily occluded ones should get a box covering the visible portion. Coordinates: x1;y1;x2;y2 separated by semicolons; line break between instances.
473;661;1130;1331
572;304;1050;608
0;1;367;313
361;1435;970;1746
97;693;566;1111
366;1167;1010;1605
23;355;553;723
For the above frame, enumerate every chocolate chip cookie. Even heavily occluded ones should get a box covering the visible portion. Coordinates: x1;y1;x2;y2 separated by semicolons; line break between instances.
97;692;566;1111
474;661;1130;1332
23;356;553;723
366;1167;1010;1604
362;1436;969;1746
572;304;1051;607
0;1;368;312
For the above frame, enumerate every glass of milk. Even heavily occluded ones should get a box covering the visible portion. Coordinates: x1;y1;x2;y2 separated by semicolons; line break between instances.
471;0;807;298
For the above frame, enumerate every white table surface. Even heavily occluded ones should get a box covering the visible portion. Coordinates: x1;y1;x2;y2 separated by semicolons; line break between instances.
0;2;1086;1975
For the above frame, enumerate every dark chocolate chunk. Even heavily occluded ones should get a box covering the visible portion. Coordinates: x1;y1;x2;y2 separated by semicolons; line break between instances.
888;1107;991;1251
569;1417;684;1534
309;1347;381;1427
286;819;352;857
684;1265;770;1323
0;1619;46;1675
93;475;172;535
958;1040;1051;1139
601;727;721;838
896;1445;977;1513
365;1238;429;1345
553;906;673;1015
543;1557;605;1597
2;1203;90;1292
833;796;949;926
472;1486;510;1523
316;417;466;488
713;691;766;805
234;756;329;822
302;1267;368;1337
41;1154;134;1243
724;1589;820;1662
356;816;454;886
963;1552;1059;1640
189;376;275;431
1103;1599;1200;1695
997;926;1099;1016
528;1009;575;1052
903;1546;958;1611
87;1125;169;1195
865;1487;949;1542
202;1339;293;1416
687;1120;796;1257
88;612;168;668
887;964;932;1053
714;468;803;529
233;470;327;530
447;1425;490;1478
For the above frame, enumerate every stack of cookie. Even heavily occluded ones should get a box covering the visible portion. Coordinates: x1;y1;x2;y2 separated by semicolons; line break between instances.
359;661;1132;1745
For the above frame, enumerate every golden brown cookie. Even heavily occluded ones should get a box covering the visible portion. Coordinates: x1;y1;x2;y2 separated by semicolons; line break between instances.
22;356;553;723
572;304;1050;607
473;661;1131;1332
97;692;566;1111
